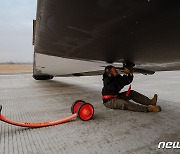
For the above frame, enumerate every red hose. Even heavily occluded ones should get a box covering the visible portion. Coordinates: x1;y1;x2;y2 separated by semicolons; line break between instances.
0;113;77;128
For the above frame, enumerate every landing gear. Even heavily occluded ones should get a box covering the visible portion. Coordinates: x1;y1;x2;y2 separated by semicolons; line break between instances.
33;75;54;80
0;105;2;113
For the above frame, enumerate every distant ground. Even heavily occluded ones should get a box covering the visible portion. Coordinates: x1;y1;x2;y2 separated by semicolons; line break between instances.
0;64;33;74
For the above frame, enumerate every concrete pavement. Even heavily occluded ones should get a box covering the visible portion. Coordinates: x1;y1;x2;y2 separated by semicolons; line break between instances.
0;73;179;154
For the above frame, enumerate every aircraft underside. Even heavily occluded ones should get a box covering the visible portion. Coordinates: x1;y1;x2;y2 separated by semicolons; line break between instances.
33;0;180;79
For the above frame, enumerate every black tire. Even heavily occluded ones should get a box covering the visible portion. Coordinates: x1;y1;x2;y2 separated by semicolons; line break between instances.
0;105;2;114
71;100;86;114
33;75;54;80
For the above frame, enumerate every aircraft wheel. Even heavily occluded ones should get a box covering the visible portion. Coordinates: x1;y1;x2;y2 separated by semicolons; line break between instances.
77;103;94;121
0;105;2;114
33;75;54;80
71;100;86;114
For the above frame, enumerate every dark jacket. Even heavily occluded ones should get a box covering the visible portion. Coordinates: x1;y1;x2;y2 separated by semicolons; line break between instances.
102;73;133;96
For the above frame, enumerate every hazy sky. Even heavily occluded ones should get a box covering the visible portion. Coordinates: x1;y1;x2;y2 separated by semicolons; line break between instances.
0;0;37;62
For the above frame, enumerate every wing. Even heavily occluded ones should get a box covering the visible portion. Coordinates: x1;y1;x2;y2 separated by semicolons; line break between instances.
33;0;180;79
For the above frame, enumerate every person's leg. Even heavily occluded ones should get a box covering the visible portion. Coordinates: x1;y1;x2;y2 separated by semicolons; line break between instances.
119;90;151;106
104;98;148;112
103;98;125;110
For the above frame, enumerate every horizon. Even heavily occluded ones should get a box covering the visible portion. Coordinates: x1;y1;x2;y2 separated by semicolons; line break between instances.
0;62;33;64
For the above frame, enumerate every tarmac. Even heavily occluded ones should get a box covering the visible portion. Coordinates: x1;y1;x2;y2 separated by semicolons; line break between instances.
0;72;180;154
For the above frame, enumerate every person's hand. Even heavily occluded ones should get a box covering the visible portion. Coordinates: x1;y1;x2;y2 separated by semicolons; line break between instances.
124;67;133;75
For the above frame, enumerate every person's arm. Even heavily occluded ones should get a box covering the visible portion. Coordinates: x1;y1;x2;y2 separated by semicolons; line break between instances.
122;73;133;85
122;67;134;85
115;73;133;90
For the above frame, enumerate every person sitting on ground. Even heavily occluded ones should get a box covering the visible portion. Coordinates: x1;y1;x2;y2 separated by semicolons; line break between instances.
102;64;161;112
